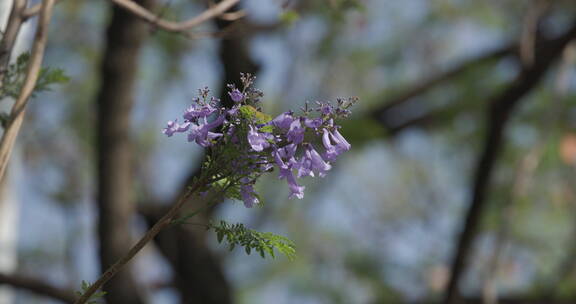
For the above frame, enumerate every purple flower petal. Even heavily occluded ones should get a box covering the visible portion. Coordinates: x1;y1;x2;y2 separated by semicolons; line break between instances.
240;183;259;208
304;118;323;128
163;120;190;137
307;145;331;177
318;103;333;115
271;111;294;129
247;125;271;152
229;89;244;102
322;128;342;161
331;129;351;152
287;119;305;144
187;115;225;147
183;104;216;121
295;156;314;178
284;169;305;199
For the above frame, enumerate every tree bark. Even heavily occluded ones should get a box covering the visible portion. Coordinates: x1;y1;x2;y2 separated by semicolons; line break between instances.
95;1;154;303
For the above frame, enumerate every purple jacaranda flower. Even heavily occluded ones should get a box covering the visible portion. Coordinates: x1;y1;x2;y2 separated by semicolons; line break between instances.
287;119;305;144
247;125;272;152
331;129;351;152
183;104;217;121
277;144;297;162
322;128;350;161
273;148;290;171
295;145;332;178
295;155;314;178
273;144;298;179
187;115;225;147
229;89;244;102
162;78;355;205
284;169;305;199
163;120;191;137
271;111;294;129
304;117;323;128
306;144;331;177
318;103;333;115
240;183;259;208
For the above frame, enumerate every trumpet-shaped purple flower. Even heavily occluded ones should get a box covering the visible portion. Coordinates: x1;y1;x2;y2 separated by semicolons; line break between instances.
271;111;294;129
287;119;305;144
318;102;333;115
322;128;351;161
332;129;351;152
307;144;332;177
273;145;296;171
229;89;244;102
187;115;225;147
163;120;191;137
284;169;305;199
247;125;273;152
294;145;332;178
304;117;323;128
296;155;314;178
184;104;217;121
240;182;259;208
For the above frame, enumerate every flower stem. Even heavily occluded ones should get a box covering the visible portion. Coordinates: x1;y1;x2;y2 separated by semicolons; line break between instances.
74;181;203;304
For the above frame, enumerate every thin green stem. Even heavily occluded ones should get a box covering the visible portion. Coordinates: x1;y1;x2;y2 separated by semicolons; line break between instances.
171;176;238;226
74;179;205;304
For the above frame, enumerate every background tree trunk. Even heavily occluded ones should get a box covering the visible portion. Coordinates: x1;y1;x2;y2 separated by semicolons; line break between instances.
96;1;154;303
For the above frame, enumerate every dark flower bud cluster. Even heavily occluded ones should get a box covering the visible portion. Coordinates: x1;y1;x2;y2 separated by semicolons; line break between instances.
163;74;357;207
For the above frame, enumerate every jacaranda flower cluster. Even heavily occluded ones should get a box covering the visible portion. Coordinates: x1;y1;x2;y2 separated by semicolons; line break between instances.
163;74;356;208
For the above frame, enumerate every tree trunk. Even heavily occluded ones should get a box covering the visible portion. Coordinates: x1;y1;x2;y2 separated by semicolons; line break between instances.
96;1;154;303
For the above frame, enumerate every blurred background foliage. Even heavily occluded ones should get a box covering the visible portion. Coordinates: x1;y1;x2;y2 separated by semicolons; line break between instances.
5;0;576;303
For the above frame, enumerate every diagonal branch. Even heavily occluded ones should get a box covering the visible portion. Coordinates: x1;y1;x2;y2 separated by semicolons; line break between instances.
371;43;515;124
373;35;576;136
111;0;240;35
75;182;203;304
443;20;576;304
0;0;27;83
21;0;62;20
0;272;75;303
0;0;56;181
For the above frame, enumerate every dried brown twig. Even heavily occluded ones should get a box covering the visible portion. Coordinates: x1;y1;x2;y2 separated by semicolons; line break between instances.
111;0;241;36
0;0;56;181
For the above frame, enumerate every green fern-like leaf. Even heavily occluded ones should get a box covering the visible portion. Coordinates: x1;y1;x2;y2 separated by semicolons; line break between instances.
208;220;296;260
0;52;69;100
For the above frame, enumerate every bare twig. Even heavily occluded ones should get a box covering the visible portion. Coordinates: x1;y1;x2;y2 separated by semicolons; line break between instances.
111;0;240;34
0;272;75;303
21;0;62;20
0;0;27;84
74;181;204;304
371;43;515;125
0;0;56;181
219;10;246;21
